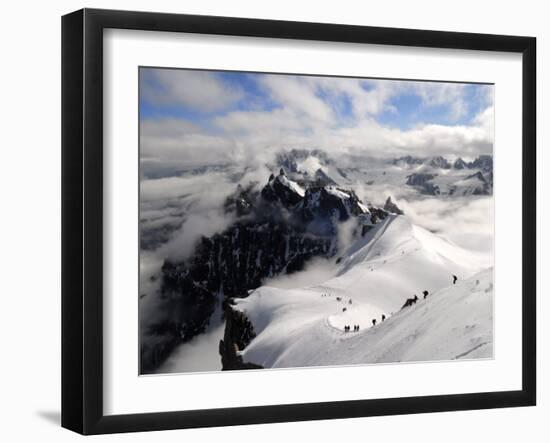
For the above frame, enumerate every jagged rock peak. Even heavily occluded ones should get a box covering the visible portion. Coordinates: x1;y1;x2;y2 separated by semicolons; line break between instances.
392;155;425;166
300;186;368;225
224;182;259;217
406;172;436;186
383;196;404;215
427;156;451;169
262;169;305;207
406;173;441;196
470;155;493;171
453;157;467;169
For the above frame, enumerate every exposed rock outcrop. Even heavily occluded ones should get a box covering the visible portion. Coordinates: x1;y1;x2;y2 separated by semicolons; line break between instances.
141;170;381;373
453;157;468;169
383;196;404;215
406;173;441;195
219;304;263;370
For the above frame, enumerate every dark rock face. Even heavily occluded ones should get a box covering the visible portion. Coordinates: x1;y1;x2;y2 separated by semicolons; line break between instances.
360;205;390;237
467;171;487;183
261;169;304;207
428;156;451;169
141;171;377;373
485;171;493;190
141;219;335;373
392;155;425;166
383;196;404;215
406;173;436;186
224;183;258;217
465;171;492;195
467;156;493;194
453;157;468;169
406;173;441;195
219;305;263;370
313;168;338;187
366;206;389;225
470;155;493;172
299;187;366;226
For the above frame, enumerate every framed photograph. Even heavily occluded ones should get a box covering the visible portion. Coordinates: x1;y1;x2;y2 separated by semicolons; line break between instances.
61;8;536;435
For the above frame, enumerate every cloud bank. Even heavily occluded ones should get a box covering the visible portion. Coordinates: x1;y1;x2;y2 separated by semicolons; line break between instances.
140;69;494;176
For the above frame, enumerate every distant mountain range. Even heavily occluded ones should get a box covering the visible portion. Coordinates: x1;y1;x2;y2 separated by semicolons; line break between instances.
268;150;494;197
392;154;493;171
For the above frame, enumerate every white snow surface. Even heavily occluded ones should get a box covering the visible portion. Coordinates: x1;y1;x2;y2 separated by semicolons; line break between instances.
357;201;370;214
296;156;328;176
275;174;306;197
233;215;493;368
325;186;352;200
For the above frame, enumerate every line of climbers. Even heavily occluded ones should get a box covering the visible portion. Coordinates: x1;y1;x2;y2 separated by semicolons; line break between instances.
344;325;361;332
334;275;458;334
401;275;458;310
343;313;387;333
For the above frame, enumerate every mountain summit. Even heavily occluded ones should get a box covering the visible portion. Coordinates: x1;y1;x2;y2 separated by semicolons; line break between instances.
261;168;305;207
141;171;389;373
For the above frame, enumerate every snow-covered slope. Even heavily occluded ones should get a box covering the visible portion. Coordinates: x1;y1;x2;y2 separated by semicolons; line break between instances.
233;215;492;368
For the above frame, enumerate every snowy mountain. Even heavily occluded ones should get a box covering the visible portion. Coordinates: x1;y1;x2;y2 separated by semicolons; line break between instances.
451;171;492;196
427;155;452;169
140;150;493;254
141;169;390;373
271;149;350;187
140;149;493;373
392;155;426;167
386;155;493;196
271;150;494;197
453;157;468;169
261;169;306;207
222;215;492;369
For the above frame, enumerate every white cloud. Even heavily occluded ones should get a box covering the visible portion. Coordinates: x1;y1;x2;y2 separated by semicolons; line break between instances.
259;75;335;123
140;118;239;175
393;119;493;158
160;208;236;262
262;257;338;289
308;77;400;117
412;82;470;121
473;105;494;131
400;196;494;265
350;181;494;266
261;76;476;123
141;69;243;112
140;72;494;175
140;171;239;261
141;101;493;175
157;321;225;373
214;107;306;134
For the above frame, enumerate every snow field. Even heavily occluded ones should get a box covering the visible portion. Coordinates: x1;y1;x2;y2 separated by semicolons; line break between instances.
233;215;493;368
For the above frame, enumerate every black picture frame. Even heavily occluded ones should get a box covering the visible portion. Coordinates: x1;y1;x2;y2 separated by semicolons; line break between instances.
61;8;536;435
